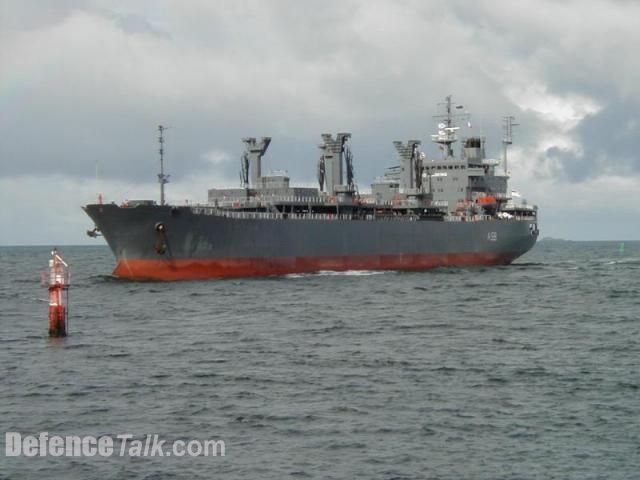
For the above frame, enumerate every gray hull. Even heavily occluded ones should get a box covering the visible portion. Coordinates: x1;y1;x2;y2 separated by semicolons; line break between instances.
84;204;538;280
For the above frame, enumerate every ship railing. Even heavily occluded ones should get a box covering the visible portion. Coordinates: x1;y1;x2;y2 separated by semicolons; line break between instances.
211;196;410;209
189;207;352;221
443;214;537;222
189;206;408;222
254;195;327;204
444;215;493;222
213;196;328;208
189;205;537;223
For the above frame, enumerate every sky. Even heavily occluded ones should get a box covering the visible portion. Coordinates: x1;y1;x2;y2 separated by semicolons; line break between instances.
1;0;639;244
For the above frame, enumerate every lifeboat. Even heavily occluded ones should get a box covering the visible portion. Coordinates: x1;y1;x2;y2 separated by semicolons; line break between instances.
476;195;496;205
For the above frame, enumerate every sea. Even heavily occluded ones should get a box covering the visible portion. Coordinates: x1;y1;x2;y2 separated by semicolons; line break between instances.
1;241;638;479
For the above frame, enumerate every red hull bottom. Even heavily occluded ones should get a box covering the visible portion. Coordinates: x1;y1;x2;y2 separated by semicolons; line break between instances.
113;252;517;280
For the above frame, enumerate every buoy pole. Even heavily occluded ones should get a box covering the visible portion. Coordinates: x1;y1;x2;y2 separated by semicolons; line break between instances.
47;248;70;337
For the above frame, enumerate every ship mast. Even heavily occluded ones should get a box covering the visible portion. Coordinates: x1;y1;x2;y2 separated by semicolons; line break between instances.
157;125;170;206
502;116;519;176
431;95;467;158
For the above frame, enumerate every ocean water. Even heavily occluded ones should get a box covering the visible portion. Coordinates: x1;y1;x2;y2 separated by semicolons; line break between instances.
1;241;639;479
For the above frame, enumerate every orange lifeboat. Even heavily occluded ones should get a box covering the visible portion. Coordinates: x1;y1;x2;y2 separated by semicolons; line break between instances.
476;195;496;205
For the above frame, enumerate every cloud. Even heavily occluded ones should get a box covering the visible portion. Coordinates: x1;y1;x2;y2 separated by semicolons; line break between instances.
202;149;232;166
1;0;639;242
0;164;235;245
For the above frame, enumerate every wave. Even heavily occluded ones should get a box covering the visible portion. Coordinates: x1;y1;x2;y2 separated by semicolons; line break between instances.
284;270;388;278
604;257;640;265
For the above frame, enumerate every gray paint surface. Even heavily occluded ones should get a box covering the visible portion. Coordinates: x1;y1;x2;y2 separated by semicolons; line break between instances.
85;204;537;265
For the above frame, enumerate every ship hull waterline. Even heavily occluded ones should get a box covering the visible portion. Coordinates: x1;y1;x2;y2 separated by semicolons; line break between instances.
84;204;538;281
113;252;520;280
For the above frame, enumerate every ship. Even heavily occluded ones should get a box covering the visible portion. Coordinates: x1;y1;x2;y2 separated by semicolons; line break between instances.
84;96;539;280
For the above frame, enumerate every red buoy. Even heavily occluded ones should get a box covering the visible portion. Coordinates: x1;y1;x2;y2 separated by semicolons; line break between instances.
47;248;70;337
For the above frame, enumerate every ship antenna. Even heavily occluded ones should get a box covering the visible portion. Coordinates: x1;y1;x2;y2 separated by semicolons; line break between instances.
502;116;519;176
157;125;170;206
431;95;468;158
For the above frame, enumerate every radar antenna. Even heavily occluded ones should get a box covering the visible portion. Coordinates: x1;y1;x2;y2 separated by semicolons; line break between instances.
157;125;170;206
431;95;469;158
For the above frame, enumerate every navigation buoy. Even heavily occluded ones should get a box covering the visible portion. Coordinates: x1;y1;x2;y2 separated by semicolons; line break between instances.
46;248;70;337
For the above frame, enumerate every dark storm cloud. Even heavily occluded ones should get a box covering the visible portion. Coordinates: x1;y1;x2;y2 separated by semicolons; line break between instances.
1;0;639;186
2;0;640;244
552;100;640;181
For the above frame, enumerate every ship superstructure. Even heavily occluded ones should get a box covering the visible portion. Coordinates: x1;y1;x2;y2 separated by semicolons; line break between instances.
84;97;538;280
